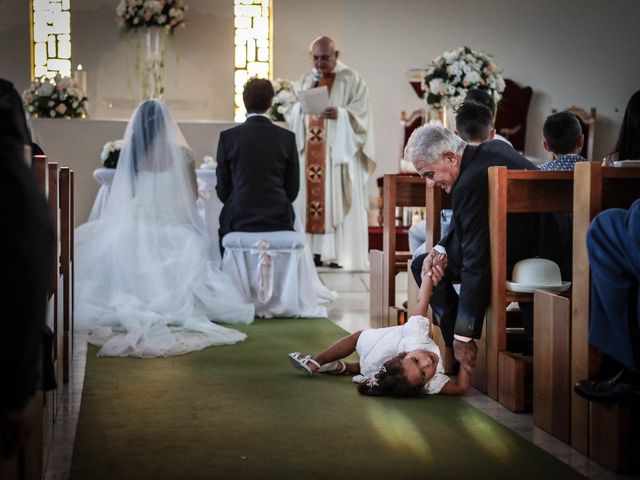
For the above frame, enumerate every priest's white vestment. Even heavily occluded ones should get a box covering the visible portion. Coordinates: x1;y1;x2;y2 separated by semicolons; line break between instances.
289;61;375;271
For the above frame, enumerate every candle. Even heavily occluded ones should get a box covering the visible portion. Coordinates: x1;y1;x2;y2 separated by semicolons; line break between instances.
73;64;87;96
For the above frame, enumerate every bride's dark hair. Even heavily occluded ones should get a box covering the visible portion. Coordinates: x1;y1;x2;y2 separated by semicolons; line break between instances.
130;99;166;173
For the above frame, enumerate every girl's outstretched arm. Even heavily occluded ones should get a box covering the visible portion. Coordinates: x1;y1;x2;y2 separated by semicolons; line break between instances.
414;252;447;315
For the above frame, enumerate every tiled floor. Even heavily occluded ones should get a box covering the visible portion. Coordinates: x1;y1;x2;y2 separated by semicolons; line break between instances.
45;269;636;479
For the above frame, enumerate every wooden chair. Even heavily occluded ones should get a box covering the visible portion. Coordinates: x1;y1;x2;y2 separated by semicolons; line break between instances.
486;167;574;403
570;162;640;469
400;109;425;153
370;174;426;328
551;106;597;160
494;79;533;153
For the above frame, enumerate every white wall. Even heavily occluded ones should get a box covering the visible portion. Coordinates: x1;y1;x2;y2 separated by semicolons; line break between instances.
2;0;639;200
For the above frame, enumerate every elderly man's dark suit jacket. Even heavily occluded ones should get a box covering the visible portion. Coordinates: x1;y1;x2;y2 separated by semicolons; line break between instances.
411;140;566;340
216;115;299;239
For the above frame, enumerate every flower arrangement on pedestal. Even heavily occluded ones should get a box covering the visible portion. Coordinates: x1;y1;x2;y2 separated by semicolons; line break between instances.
115;0;187;31
422;46;505;117
270;79;297;123
100;139;124;168
116;0;188;99
22;76;88;118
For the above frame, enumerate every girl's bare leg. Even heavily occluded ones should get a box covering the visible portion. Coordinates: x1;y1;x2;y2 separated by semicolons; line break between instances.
310;331;362;374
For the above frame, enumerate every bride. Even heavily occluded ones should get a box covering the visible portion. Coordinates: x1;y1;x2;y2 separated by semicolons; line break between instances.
75;99;255;357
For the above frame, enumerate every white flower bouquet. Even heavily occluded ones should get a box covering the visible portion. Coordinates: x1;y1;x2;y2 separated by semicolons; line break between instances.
100;139;124;168
270;79;297;123
422;46;505;112
200;155;217;170
116;0;187;31
22;75;88;119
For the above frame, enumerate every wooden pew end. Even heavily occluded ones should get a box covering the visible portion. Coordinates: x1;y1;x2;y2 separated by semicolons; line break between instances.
498;351;533;413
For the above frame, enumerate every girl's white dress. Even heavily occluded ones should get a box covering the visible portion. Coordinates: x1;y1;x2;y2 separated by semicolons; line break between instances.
353;315;449;394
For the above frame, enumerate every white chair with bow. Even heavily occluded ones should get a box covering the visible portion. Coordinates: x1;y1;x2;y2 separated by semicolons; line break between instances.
221;230;328;318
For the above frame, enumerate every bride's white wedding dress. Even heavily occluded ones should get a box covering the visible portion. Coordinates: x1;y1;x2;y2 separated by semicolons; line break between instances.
75;100;255;357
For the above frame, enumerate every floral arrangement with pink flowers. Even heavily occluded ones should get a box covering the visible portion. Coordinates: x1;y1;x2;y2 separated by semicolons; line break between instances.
422;46;505;113
22;75;88;118
116;0;187;31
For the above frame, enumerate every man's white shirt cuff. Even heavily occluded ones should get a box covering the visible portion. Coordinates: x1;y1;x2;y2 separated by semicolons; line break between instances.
433;245;447;255
454;334;473;343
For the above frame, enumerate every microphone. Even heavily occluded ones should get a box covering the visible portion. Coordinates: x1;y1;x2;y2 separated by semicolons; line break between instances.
311;69;322;88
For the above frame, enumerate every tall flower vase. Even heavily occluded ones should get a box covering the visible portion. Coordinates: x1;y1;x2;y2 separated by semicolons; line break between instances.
140;26;168;100
426;105;451;130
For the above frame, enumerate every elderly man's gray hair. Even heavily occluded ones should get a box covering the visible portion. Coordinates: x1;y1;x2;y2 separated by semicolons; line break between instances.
404;124;466;166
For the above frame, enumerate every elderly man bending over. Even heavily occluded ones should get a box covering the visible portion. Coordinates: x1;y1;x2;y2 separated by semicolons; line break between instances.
405;125;566;373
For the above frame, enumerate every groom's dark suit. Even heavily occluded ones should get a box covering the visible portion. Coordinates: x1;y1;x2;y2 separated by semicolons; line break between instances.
216;115;299;240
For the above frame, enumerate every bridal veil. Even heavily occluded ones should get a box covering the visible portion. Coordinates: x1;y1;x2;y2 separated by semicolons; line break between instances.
75;99;255;357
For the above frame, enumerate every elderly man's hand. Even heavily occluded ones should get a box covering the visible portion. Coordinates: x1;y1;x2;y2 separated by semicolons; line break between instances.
321;107;338;120
421;249;447;283
453;339;477;370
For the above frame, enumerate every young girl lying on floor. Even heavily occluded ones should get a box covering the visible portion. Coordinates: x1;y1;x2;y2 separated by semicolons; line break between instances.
288;253;476;397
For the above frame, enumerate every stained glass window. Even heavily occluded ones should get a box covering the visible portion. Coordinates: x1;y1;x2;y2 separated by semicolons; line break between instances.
31;0;72;79
234;0;272;121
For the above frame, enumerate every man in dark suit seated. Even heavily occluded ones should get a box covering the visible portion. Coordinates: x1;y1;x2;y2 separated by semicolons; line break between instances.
405;124;566;373
574;200;640;402
215;78;300;251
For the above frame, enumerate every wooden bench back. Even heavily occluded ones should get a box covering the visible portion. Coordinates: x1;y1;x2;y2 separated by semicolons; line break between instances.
570;162;640;455
485;166;574;397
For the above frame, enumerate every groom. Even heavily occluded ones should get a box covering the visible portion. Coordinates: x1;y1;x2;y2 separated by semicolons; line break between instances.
215;78;300;252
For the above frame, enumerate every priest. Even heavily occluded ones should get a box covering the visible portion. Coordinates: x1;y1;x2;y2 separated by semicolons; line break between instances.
289;36;375;270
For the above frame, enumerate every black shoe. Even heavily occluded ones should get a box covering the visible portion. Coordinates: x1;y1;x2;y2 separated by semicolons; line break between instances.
314;254;322;267
574;368;640;403
327;262;343;269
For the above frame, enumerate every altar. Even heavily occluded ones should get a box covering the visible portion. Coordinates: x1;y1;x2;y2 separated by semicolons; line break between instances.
30;117;237;225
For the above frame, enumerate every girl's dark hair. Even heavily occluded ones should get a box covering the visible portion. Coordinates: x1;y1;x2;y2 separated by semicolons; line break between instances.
614;90;640;160
357;354;424;398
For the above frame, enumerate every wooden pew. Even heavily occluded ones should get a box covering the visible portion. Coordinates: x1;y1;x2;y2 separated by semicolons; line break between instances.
47;162;65;406
533;289;572;441
405;187;452;368
571;162;640;469
59;167;74;383
486;167;574;403
30;155;75;476
370;174;425;327
22;154;49;480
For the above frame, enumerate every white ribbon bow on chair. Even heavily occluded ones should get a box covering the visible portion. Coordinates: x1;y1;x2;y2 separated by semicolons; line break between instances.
251;239;276;304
